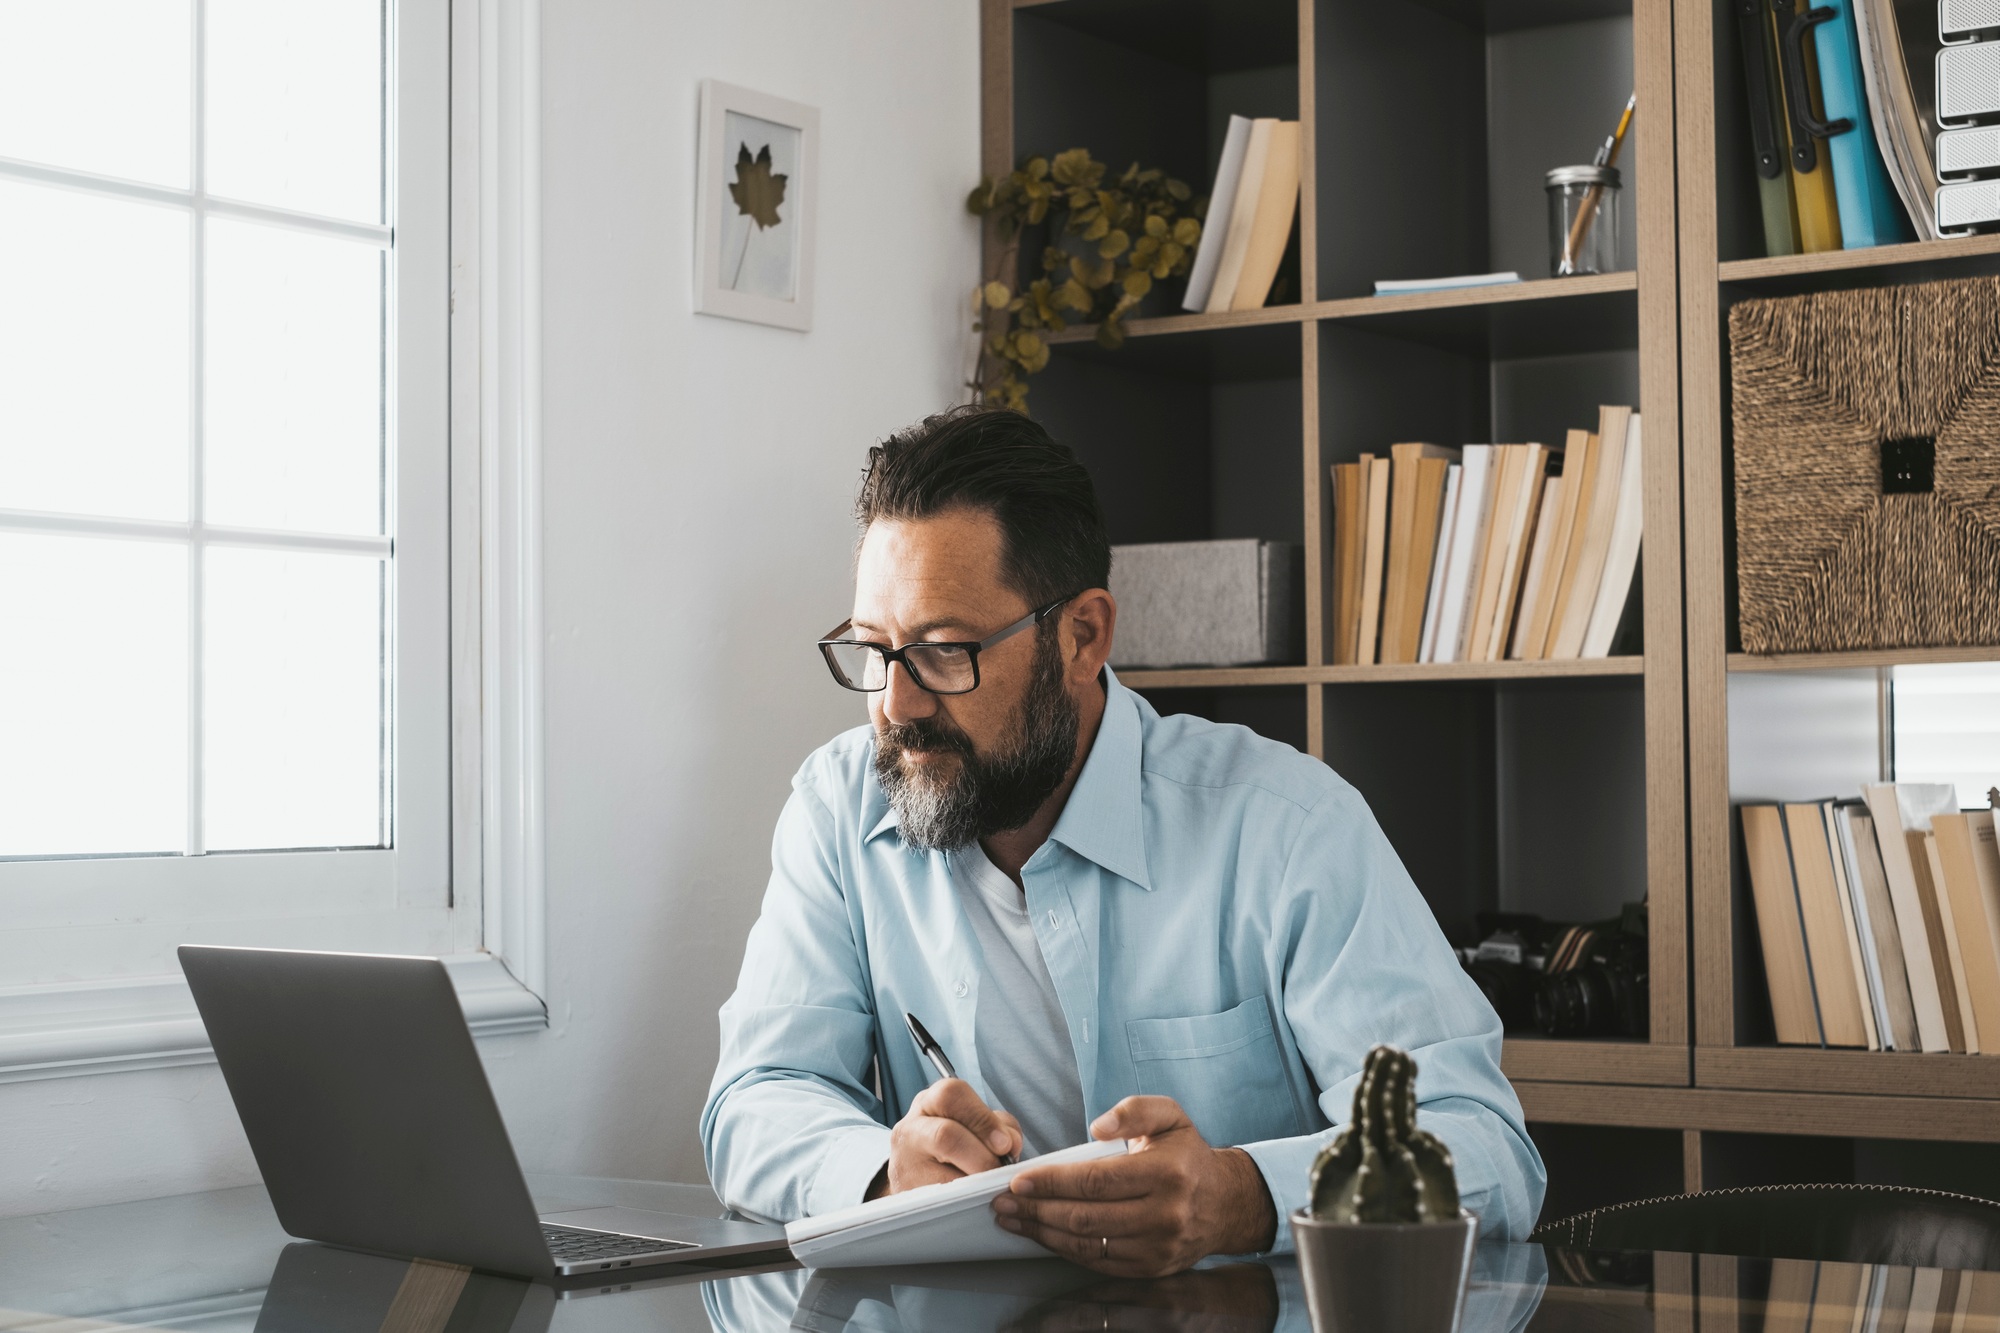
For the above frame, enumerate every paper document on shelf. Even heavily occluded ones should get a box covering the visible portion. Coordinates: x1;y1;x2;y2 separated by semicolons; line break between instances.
1373;272;1520;295
785;1138;1130;1268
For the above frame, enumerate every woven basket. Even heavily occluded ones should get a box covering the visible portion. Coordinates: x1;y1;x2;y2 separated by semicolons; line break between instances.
1729;276;2000;655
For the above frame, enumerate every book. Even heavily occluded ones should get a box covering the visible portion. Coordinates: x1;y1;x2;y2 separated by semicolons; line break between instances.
1581;413;1644;659
1923;831;1981;1053
1743;802;1825;1045
785;1138;1130;1266
1811;0;1915;247
1550;406;1633;659
1863;783;1962;1053
1819;801;1881;1050
1515;429;1593;660
1765;1258;1819;1333
1463;444;1529;662
1331;461;1364;664
1933;811;2000;1057
1738;0;1803;256
1372;272;1521;295
1785;802;1870;1047
1836;802;1921;1051
1230;120;1301;311
1182;115;1253;312
1428;445;1495;664
1508;476;1564;659
1481;444;1550;661
1773;0;1846;253
1851;0;1943;239
1204;118;1275;314
1380;444;1457;665
1417;463;1462;664
1356;454;1391;664
1808;1262;1869;1333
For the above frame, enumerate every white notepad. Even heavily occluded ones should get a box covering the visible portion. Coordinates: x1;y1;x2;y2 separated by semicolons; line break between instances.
785;1138;1130;1268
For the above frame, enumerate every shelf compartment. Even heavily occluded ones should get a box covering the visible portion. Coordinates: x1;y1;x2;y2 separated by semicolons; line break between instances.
1504;1036;1688;1085
1117;658;1642;689
1727;644;2000;673
1717;234;2000;286
1697;1047;2000;1101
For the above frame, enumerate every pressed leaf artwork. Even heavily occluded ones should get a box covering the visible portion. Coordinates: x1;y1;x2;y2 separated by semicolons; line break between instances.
719;111;800;301
730;143;787;229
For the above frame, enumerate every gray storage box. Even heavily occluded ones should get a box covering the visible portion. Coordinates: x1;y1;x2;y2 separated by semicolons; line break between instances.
1108;539;1303;668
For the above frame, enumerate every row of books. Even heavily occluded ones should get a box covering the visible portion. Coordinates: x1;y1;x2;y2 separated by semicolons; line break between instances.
1330;406;1643;666
1180;115;1301;314
1743;784;2000;1052
1763;1258;2000;1333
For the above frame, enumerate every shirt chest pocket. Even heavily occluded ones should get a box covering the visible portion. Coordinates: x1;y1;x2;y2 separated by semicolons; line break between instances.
1124;995;1307;1148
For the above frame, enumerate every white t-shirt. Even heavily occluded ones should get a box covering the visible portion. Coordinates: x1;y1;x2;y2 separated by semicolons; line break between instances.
949;843;1088;1158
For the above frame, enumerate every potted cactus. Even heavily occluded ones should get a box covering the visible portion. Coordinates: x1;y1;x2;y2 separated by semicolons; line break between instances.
1290;1045;1478;1333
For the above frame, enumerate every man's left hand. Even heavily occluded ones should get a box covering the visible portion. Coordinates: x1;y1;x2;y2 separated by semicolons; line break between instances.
990;1095;1277;1277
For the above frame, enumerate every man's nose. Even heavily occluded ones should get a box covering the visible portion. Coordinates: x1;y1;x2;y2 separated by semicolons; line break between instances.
880;657;937;726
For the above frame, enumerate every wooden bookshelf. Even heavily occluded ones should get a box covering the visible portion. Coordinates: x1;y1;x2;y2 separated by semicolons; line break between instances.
1673;0;2000;1183
986;0;1689;1154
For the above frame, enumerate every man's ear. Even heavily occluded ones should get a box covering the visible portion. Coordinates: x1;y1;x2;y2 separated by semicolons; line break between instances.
1062;589;1117;684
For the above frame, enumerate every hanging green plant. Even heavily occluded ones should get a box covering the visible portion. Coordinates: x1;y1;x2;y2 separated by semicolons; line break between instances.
966;148;1203;412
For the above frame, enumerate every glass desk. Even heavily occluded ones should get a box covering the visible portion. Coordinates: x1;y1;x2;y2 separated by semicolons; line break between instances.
2;1179;1989;1333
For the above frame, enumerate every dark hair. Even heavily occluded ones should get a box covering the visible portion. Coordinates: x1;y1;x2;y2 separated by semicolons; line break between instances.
856;405;1110;606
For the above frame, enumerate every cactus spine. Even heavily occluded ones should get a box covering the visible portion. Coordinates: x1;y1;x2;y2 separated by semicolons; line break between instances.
1306;1044;1461;1223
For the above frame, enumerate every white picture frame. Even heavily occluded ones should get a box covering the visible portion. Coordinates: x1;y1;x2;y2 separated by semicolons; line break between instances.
695;80;819;331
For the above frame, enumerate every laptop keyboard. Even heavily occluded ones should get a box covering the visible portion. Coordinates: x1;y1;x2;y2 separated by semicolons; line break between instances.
542;1223;698;1265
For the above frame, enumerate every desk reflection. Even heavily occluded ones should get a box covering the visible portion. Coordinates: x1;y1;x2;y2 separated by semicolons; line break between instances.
699;1243;1549;1333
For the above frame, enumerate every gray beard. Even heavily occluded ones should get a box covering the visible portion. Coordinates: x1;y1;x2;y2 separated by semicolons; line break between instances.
873;627;1080;852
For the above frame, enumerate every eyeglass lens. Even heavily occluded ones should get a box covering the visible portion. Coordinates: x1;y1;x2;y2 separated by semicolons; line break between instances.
825;641;978;693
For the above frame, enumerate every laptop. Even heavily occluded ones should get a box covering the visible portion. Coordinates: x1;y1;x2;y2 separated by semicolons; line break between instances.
179;944;790;1280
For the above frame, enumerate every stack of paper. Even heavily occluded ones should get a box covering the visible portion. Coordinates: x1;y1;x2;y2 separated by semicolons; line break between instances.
785;1139;1130;1268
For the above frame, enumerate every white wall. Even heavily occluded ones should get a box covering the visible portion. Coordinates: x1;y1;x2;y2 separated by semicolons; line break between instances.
0;0;980;1216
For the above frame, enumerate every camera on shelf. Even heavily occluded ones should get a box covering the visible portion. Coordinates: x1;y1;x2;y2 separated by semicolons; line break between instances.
1456;902;1649;1040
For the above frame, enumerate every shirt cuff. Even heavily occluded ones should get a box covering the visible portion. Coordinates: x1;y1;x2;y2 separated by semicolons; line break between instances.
1237;1134;1328;1257
806;1124;895;1217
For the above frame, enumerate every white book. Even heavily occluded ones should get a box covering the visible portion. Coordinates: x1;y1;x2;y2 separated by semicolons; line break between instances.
1182;116;1252;312
785;1138;1130;1267
1862;783;1962;1053
1581;412;1645;657
1429;446;1493;664
1204;118;1274;314
1836;804;1901;1049
1823;803;1883;1051
1417;464;1462;662
1372;271;1522;295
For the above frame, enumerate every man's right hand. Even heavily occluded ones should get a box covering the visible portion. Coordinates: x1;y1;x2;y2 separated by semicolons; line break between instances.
867;1079;1024;1199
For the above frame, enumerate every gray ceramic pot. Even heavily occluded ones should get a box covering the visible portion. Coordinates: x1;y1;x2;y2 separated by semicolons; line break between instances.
1288;1210;1477;1333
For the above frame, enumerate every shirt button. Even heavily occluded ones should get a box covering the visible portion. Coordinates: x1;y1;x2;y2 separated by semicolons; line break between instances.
954;980;969;998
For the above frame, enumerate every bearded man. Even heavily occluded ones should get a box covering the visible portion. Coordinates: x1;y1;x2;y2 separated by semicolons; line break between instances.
702;406;1545;1276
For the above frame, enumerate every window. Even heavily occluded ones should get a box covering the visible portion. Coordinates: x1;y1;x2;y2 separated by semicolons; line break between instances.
1;3;400;861
1892;662;2000;810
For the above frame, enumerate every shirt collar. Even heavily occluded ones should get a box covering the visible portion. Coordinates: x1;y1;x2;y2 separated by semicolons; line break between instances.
861;668;1154;891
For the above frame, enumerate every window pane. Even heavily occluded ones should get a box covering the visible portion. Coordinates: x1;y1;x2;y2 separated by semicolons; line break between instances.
204;218;384;535
0;0;190;187
0;181;190;521
1893;662;2000;809
0;533;187;857
205;0;383;223
204;547;385;850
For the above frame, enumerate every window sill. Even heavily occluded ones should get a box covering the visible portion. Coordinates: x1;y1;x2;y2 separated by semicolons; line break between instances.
0;953;546;1085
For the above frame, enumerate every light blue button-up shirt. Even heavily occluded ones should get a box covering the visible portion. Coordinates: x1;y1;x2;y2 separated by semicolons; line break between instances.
702;671;1546;1248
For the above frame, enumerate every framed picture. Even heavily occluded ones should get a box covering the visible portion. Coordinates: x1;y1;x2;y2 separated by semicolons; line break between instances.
695;80;819;331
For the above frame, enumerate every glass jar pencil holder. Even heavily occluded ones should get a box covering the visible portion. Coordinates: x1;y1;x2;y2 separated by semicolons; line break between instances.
1545;165;1620;277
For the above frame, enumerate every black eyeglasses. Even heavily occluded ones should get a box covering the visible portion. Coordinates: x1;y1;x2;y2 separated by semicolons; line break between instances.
818;593;1077;695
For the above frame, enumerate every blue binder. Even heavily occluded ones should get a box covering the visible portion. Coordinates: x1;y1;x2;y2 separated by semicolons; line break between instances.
1811;0;1917;247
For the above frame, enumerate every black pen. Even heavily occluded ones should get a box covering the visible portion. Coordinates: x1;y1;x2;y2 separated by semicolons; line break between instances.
904;1010;1018;1164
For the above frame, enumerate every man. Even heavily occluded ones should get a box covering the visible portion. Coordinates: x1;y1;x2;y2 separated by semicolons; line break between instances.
702;406;1545;1276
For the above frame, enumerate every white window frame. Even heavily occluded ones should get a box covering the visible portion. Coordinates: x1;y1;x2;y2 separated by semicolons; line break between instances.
0;0;548;1082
